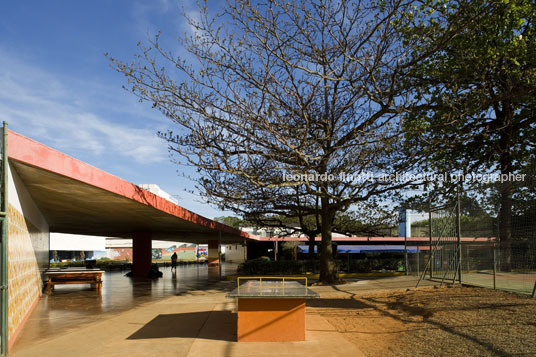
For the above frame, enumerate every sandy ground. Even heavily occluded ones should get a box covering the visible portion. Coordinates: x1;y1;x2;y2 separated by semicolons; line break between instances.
308;284;536;356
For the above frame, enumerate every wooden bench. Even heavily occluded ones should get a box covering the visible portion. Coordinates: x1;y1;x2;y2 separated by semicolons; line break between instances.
46;269;104;294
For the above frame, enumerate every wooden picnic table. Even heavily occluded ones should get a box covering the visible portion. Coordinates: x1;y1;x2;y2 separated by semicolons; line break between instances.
45;268;104;294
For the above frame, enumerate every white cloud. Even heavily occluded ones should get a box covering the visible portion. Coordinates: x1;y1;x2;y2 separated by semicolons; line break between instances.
130;0;189;36
0;51;168;164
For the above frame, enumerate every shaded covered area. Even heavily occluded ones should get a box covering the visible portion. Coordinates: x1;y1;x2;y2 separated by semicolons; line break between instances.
8;130;254;244
8;129;258;279
4;129;260;351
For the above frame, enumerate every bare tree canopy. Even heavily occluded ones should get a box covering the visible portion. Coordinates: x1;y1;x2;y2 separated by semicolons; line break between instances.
110;0;463;283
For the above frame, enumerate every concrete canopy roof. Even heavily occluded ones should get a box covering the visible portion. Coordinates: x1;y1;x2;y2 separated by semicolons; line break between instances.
8;130;257;244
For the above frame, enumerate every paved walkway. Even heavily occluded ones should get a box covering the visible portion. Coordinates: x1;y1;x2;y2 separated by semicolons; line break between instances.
11;272;436;356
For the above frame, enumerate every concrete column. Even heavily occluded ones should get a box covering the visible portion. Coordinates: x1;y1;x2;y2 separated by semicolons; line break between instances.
208;240;219;265
132;232;152;277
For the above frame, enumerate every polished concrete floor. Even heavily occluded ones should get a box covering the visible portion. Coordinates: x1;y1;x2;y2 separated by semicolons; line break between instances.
11;263;238;352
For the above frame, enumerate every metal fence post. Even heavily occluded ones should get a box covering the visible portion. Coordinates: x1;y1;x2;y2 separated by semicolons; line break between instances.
417;250;420;276
404;235;408;276
456;185;462;284
429;199;433;279
218;231;222;279
493;243;497;290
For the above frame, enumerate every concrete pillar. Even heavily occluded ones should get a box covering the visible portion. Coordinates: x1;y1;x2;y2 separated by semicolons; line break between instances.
132;232;152;277
208;240;219;265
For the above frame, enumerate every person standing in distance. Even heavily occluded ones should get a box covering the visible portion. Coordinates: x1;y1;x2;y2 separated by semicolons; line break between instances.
171;252;178;270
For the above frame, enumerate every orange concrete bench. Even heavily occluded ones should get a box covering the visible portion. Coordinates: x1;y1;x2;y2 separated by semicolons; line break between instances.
227;278;319;342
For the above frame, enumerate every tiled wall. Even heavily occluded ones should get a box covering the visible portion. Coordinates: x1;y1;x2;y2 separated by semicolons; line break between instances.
7;204;45;341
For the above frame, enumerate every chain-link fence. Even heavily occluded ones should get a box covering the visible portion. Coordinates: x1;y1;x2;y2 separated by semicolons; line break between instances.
409;242;536;295
408;186;536;296
460;239;536;295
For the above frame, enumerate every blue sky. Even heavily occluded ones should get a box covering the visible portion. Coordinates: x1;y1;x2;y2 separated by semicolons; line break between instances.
0;1;234;219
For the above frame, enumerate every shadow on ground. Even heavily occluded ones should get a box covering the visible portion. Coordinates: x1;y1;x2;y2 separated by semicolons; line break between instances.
306;298;371;309
127;311;237;341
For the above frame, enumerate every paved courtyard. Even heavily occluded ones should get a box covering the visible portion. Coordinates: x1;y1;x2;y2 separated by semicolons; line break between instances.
11;267;439;356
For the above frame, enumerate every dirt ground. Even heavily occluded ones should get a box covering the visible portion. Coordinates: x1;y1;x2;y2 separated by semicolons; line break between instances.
308;285;536;356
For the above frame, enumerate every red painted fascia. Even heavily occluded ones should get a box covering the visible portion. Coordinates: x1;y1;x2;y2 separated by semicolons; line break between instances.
258;236;496;242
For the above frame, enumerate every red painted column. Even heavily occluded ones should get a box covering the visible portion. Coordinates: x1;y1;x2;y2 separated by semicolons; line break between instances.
132;232;152;277
208;240;219;265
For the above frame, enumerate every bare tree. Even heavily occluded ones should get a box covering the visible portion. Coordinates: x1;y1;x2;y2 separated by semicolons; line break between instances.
110;0;455;283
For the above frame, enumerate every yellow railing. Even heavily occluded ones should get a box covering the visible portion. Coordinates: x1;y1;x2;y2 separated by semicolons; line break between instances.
236;276;308;290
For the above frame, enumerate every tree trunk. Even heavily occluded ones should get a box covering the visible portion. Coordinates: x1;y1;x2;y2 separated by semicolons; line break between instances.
499;158;513;272
319;200;337;284
308;235;316;260
498;110;513;272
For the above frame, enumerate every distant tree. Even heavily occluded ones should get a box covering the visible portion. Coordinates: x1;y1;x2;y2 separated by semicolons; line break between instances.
214;216;243;229
110;0;464;283
403;0;536;269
